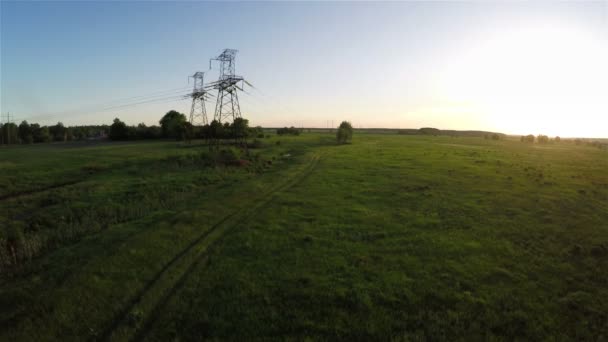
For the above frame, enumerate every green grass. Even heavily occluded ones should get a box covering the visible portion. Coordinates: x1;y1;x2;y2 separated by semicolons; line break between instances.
1;134;607;340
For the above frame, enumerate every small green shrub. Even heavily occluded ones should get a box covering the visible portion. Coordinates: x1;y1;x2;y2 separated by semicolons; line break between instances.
218;148;241;164
248;139;264;149
336;121;353;144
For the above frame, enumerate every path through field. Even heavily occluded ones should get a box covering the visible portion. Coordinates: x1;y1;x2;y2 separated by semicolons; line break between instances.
104;154;320;341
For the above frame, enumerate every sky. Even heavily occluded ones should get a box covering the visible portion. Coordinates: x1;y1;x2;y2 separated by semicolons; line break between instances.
1;1;607;137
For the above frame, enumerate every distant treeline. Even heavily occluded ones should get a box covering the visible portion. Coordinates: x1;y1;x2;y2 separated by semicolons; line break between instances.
520;134;608;150
0;110;265;145
397;127;507;139
0;121;109;144
276;126;301;136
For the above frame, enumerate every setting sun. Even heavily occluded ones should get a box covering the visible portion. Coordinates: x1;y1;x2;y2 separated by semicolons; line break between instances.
439;25;608;137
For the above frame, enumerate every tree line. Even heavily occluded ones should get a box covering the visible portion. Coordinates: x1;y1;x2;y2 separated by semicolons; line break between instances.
0;110;264;145
0;121;110;144
519;134;607;150
520;134;559;144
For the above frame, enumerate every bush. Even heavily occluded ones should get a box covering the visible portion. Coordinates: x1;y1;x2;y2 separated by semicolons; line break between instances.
336;121;353;144
218;148;241;164
4;224;26;266
419;127;440;136
276;127;301;135
537;135;549;144
523;134;535;143
249;126;264;139
248;138;264;149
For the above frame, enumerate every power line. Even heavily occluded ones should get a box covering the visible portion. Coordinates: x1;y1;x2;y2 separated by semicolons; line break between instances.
100;94;189;112
15;89;193;123
13;86;193;123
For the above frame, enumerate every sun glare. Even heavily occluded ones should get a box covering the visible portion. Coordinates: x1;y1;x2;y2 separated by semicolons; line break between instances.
439;25;608;137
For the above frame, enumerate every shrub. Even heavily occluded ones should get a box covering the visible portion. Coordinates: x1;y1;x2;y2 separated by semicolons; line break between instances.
218;148;241;164
276;127;301;135
232;118;250;144
419;127;440;136
336;121;353;144
537;135;549;144
249;126;264;139
4;224;26;266
248;138;264;149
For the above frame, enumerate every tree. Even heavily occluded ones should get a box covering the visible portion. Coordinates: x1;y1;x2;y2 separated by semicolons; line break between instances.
250;126;264;138
336;121;353;144
232;118;249;145
524;134;535;143
419;127;440;136
109;118;129;140
276;127;301;136
208;120;223;149
49;122;67;142
181;121;194;143
555;136;561;143
223;122;231;139
159;110;187;139
18;121;33;144
537;134;549;144
1;122;18;144
32;125;51;143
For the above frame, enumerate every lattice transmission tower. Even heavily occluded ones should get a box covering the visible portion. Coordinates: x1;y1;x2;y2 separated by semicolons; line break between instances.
209;49;245;123
188;71;209;126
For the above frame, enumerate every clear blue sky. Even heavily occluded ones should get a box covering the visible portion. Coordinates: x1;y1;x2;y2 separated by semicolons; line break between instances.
1;1;607;137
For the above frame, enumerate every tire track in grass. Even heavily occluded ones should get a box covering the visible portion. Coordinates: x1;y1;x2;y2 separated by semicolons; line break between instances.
0;179;83;201
133;153;321;341
97;154;320;342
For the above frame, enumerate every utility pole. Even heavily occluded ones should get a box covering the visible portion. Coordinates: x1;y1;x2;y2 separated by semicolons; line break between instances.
6;112;10;145
209;49;246;123
188;71;209;126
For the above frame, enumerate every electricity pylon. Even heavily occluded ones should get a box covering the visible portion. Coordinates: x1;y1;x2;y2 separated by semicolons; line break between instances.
188;71;209;126
209;49;245;123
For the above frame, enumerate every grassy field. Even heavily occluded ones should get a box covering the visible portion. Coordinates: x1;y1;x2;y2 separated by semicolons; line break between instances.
1;133;607;340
